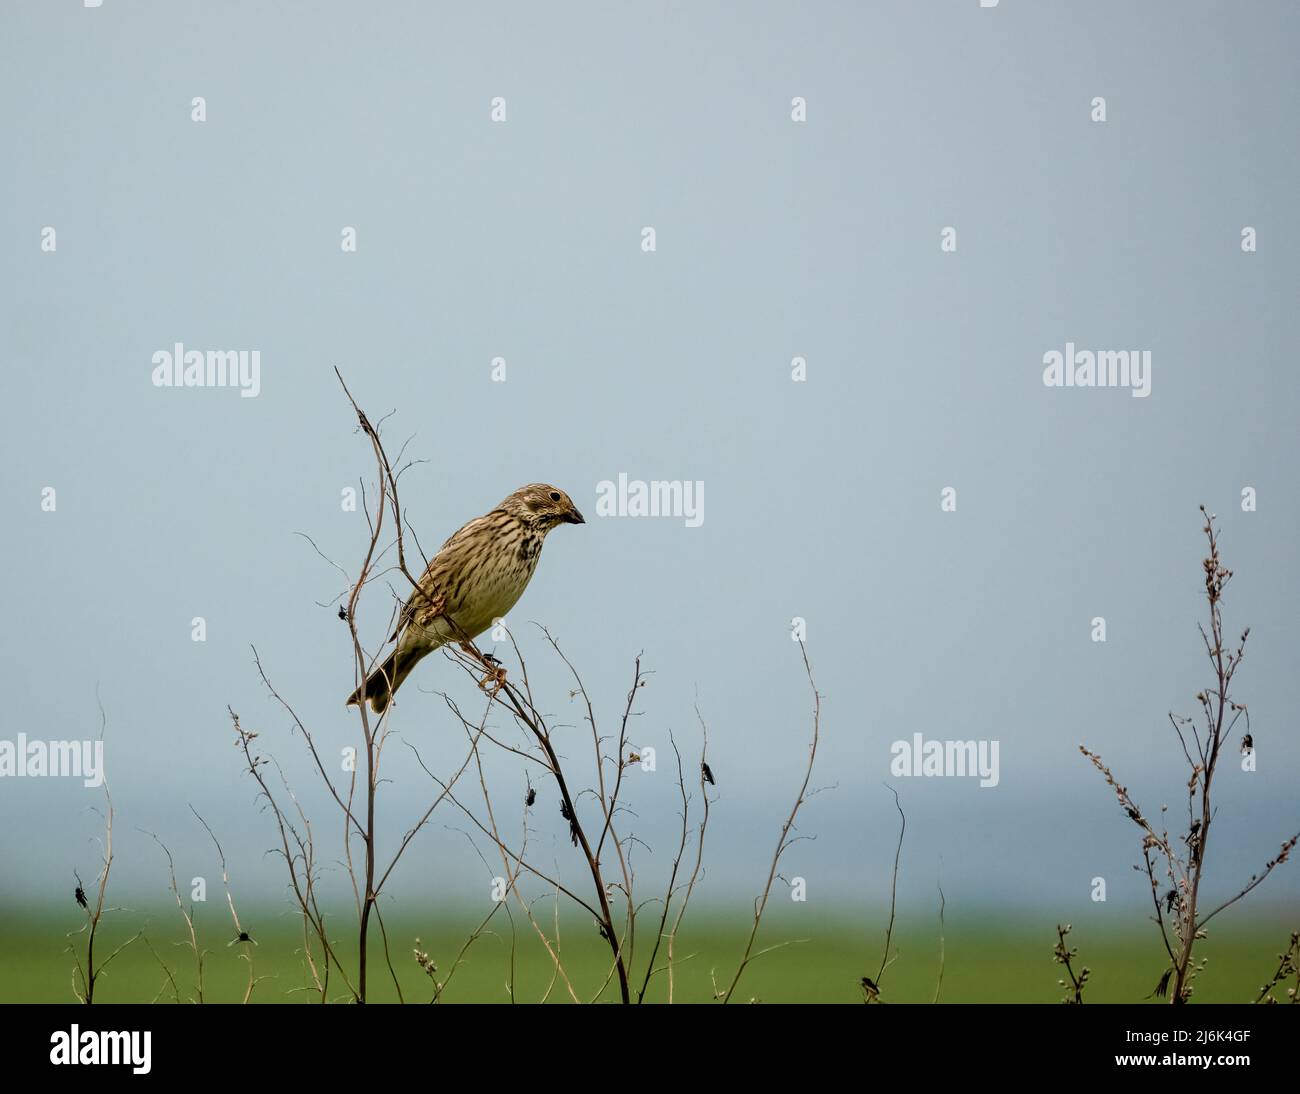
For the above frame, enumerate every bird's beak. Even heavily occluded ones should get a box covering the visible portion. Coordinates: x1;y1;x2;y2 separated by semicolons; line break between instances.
566;507;585;525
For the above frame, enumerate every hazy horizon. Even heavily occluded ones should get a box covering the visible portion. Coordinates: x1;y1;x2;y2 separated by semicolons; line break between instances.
2;1;1296;947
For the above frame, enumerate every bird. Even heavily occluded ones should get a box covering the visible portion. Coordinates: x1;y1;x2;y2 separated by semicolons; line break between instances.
345;483;584;714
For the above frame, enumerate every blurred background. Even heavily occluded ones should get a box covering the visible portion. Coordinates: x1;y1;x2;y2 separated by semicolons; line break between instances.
1;1;1296;1001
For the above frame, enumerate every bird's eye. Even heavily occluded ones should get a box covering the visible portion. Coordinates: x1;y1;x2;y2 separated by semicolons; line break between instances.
549;491;561;502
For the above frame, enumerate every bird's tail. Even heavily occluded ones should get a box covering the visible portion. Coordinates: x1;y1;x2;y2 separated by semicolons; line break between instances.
345;649;419;714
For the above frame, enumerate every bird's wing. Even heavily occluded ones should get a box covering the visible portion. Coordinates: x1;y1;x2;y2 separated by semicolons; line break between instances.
389;510;503;641
438;508;503;552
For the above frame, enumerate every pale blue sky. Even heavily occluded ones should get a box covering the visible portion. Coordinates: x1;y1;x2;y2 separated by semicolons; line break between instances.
1;2;1297;938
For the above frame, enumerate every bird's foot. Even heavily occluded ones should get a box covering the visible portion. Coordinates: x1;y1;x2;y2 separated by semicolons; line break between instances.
478;664;508;696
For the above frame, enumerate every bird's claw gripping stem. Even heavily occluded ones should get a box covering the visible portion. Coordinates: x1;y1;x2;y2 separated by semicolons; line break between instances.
478;664;508;696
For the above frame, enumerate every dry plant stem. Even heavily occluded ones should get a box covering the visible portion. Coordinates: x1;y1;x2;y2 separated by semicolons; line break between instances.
465;728;582;1003
142;829;205;1002
271;764;328;999
334;370;398;1003
231;708;354;1001
664;713;712;1003
240;641;489;1003
374;716;488;897
503;679;629;1002
1194;833;1299;932
1054;924;1088;1003
1169;511;1231;1002
541;887;565;1003
192;807;263;1002
334;369;517;1002
1165;514;1298;1001
932;882;946;1004
1141;845;1178;968
872;785;906;995
721;640;820;1004
636;726;707;1003
413;754;604;919
443;639;633;1003
338;374;633;1001
232;374;676;1003
247;645;366;993
411;739;583;1002
240;371;440;1003
72;790;111;1004
428;900;506;1003
343;378;636;1002
141;935;181;1004
550;633;640;974
1081;510;1299;1003
1254;931;1300;1004
369;901;404;1002
69;706;140;1004
249;373;787;1005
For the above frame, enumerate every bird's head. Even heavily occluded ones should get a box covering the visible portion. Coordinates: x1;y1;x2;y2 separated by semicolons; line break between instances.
502;483;585;532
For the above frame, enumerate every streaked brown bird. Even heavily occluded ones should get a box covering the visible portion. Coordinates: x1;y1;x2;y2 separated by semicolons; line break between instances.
346;483;584;713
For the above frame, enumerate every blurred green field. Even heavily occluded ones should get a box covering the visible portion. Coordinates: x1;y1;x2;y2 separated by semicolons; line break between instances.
2;905;1292;1003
